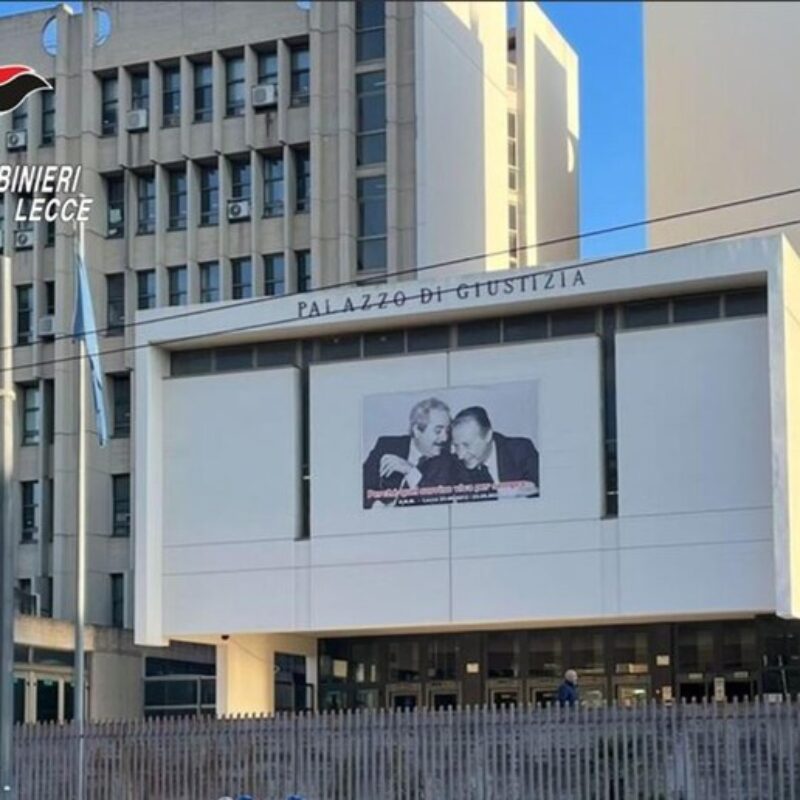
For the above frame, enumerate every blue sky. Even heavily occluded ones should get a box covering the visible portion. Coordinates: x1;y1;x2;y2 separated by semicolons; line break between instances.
0;1;644;259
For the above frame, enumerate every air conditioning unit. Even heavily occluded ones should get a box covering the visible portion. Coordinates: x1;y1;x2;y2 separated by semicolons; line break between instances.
6;130;27;150
252;83;277;108
38;315;55;339
126;108;148;132
14;230;33;250
227;198;250;221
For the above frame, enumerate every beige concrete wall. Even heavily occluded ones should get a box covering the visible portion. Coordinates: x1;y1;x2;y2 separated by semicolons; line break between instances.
517;2;579;266
646;2;800;250
216;633;317;716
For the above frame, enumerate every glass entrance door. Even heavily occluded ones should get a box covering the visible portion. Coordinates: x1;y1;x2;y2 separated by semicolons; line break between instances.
387;684;421;710
487;680;521;707
613;677;651;706
427;682;460;710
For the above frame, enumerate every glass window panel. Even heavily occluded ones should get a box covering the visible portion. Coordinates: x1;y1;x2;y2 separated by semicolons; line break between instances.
673;293;721;323
457;319;501;347
388;641;420;682
724;288;767;317
504;313;547;342
623;300;669;329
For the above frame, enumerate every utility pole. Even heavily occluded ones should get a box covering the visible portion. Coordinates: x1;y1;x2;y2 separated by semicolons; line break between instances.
0;255;16;798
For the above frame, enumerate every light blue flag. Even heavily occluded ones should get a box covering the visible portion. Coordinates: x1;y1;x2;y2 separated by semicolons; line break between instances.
72;247;109;446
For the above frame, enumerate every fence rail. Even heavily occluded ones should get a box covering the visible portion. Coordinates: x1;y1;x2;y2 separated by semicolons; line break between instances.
14;700;800;799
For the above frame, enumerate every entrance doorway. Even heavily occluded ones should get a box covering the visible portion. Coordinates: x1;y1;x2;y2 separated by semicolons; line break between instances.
487;680;522;707
427;682;460;710
387;683;421;710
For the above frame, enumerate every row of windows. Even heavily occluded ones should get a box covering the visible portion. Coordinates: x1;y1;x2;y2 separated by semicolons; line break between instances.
105;150;310;237
98;45;309;138
8;80;55;147
169;288;768;377
16;376;129;446
19;474;129;544
8;1;385;150
13;254;310;345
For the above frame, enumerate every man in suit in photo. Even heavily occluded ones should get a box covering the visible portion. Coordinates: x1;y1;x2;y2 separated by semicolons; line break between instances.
362;397;456;508
450;406;539;499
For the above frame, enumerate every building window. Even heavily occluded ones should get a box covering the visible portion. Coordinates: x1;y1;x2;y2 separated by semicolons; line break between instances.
11;103;26;133
110;574;124;628
106;175;124;237
294;148;310;212
21;385;39;445
112;475;131;537
508;111;517;191
44;381;54;445
356;71;385;166
45;282;55;316
40;81;55;146
45;214;55;247
357;175;387;273
21;481;39;543
193;61;213;122
225;56;245;117
199;262;220;303
137;270;156;310
230;159;251;202
15;196;33;235
199;164;219;225
111;374;131;438
162;65;180;127
263;153;284;217
143;658;216;719
296;250;311;293
167;168;187;230
264;254;285;296
290;46;310;106
16;285;33;345
137;173;156;234
130;70;149;111
168;266;187;306
356;0;385;62
508;203;518;266
257;50;278;88
231;258;252;300
106;274;125;336
100;75;118;135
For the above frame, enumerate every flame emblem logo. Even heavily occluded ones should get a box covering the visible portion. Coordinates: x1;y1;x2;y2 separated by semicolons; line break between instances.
0;65;52;114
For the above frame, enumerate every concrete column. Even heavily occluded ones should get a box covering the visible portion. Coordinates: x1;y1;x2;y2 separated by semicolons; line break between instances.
216;633;318;716
212;51;224;154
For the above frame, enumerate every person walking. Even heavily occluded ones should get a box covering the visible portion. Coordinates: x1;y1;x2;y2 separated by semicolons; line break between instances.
557;669;580;707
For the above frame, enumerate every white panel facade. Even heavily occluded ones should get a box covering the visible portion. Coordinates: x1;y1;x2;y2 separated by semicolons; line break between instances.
615;318;774;615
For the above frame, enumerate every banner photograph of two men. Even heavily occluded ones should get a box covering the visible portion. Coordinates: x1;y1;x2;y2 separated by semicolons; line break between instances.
362;381;540;508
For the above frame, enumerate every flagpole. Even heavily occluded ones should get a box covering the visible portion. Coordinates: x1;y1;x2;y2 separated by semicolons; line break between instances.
74;219;87;800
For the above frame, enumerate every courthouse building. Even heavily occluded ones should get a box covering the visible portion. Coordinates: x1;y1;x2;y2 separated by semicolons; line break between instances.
0;0;577;720
135;233;800;713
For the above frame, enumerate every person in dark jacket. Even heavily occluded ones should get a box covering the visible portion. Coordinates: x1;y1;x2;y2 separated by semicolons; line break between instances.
450;406;539;499
363;397;455;508
557;669;579;707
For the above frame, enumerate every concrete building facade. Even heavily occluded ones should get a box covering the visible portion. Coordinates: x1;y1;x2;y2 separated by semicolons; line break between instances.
0;1;578;720
645;2;800;249
134;232;800;714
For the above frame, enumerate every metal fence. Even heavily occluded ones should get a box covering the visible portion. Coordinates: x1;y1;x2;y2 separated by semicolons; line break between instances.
13;700;800;799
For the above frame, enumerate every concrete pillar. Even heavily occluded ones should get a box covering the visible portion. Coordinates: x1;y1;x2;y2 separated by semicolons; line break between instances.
216;633;318;716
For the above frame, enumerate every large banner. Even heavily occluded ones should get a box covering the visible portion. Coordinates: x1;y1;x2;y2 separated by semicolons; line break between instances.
362;381;540;508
